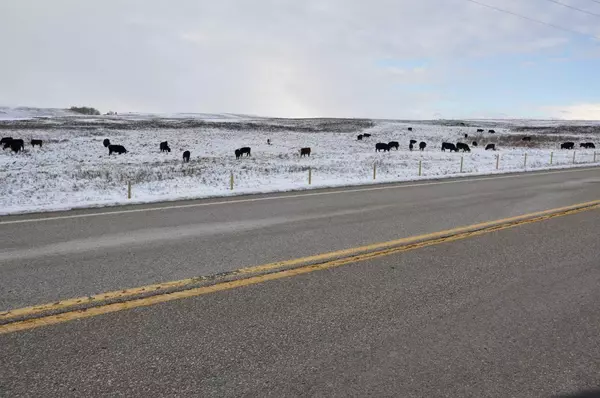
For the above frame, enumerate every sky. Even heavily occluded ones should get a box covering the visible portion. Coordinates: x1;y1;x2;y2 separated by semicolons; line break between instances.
1;0;600;120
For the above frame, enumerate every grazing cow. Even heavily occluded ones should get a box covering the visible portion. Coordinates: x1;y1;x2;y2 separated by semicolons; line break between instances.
408;127;413;131
419;141;427;151
1;137;13;145
363;133;372;138
409;139;417;146
183;150;190;162
239;147;251;157
580;142;596;149
235;149;241;159
160;141;171;153
5;138;24;152
485;144;496;151
108;144;127;155
522;136;532;142
441;142;458;152
561;142;575;150
472;141;478;147
464;134;468;139
488;129;496;134
456;142;471;152
388;141;399;150
31;139;43;147
103;138;111;148
409;143;414;151
357;135;363;141
267;139;271;145
9;141;23;153
300;147;311;157
476;129;484;133
375;143;390;152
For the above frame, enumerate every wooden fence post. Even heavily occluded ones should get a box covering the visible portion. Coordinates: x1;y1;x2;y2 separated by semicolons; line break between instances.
373;163;377;180
127;181;131;199
418;160;422;176
230;172;234;190
496;154;500;170
308;167;312;185
460;156;464;173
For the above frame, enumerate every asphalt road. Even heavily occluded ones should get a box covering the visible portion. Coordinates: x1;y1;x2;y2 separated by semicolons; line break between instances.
1;200;600;397
1;167;600;312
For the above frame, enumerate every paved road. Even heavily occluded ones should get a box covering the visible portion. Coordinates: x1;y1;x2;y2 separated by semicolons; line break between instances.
2;202;600;397
1;167;600;311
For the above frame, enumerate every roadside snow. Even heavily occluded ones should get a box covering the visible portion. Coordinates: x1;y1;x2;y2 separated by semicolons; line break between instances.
1;119;598;215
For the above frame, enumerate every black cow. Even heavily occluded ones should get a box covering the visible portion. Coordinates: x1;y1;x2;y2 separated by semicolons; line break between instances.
300;147;311;157
522;136;532;142
580;142;596;149
375;143;390;152
472;141;478;147
419;141;427;151
267;139;271;145
363;133;372;138
235;149;241;159
31;139;42;147
1;137;13;145
488;129;496;134
456;142;471;152
103;138;111;148
4;140;24;153
388;141;399;150
408;127;413;131
441;142;458;152
409;143;414;151
183;150;190;162
108;144;127;155
485;144;496;151
476;129;484;133
561;142;575;150
357;135;363;141
9;141;23;153
239;147;251;157
160;141;171;153
5;139;24;152
464;134;468;139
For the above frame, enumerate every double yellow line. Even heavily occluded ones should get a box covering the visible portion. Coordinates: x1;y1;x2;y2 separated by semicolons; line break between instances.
2;200;600;335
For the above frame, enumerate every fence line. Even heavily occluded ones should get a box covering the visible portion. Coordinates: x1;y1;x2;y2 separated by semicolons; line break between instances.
122;151;600;198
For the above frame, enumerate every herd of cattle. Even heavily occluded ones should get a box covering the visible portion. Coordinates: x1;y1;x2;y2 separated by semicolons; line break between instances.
359;127;596;154
0;130;597;162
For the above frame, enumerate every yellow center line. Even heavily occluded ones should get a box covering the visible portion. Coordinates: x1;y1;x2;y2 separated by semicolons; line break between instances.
4;199;600;322
1;200;599;335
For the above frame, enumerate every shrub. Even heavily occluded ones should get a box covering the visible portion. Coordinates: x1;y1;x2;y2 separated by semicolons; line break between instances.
69;106;101;115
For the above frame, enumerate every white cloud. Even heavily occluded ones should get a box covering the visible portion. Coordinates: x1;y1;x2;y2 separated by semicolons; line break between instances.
0;0;599;117
542;103;600;120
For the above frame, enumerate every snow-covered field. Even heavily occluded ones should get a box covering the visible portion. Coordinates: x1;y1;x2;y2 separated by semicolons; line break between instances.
1;108;599;215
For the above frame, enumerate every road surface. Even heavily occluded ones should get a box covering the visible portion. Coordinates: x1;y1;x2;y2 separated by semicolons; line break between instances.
1;193;600;396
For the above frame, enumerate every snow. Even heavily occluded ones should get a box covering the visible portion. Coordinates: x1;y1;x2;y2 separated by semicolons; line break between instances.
1;115;599;215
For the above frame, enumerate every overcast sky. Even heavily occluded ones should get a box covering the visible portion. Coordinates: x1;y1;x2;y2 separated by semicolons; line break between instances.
1;0;600;119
